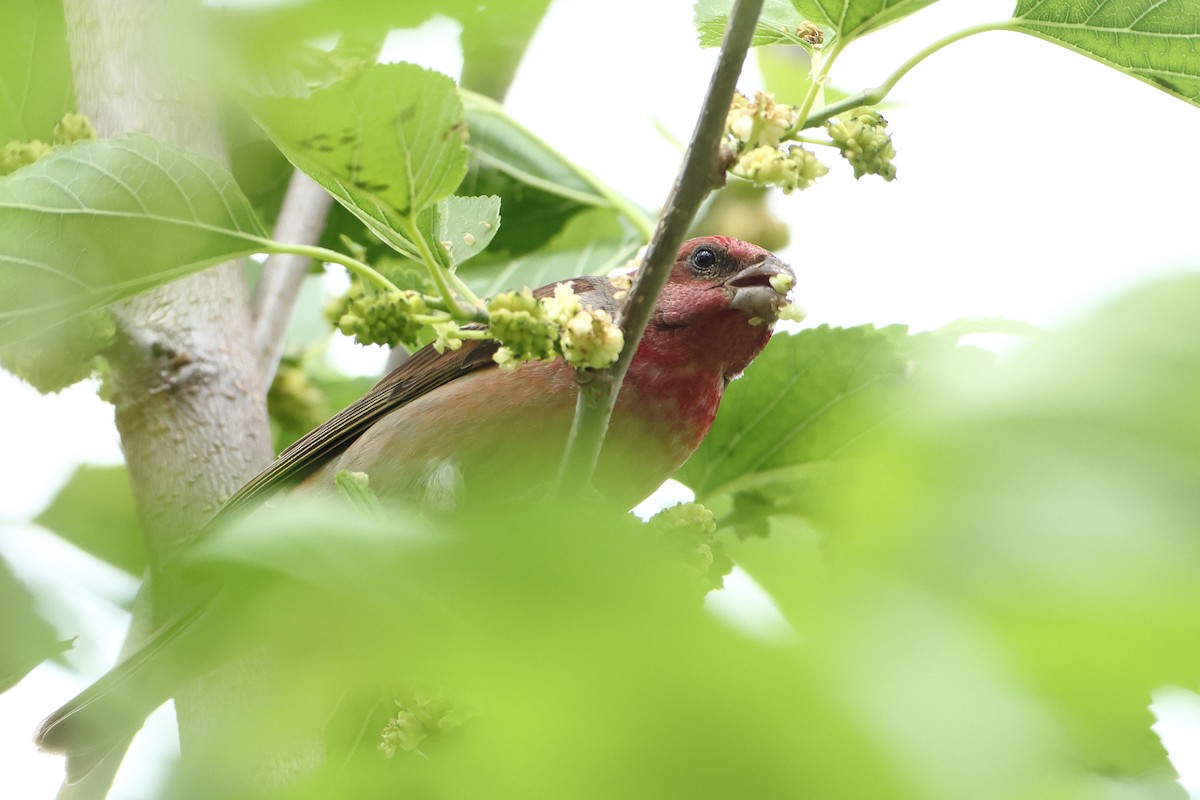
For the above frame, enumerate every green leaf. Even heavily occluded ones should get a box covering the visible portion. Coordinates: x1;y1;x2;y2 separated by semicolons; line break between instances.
461;208;640;297
0;0;73;142
0;558;69;693
456;0;554;101
252;63;468;262
823;274;1200;777
1013;0;1200;107
680;325;972;506
791;0;940;43
461;91;608;209
416;195;501;269
695;0;826;47
184;496;903;800
0;134;270;345
34;465;145;576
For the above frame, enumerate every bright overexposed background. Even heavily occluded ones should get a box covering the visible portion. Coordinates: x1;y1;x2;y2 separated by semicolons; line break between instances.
4;0;1200;796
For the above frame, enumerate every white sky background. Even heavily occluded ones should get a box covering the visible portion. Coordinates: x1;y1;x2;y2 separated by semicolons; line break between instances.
3;0;1200;796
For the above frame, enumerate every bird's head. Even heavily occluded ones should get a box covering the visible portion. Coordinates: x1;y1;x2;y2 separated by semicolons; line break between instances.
640;236;795;380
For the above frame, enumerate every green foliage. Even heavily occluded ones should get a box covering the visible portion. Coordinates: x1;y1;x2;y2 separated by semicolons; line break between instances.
0;558;68;693
253;63;468;237
680;324;988;524
0;134;269;346
34;464;145;576
417;195;501;269
0;309;114;393
460;91;649;255
695;0;828;48
8;2;1200;796
461;208;641;297
792;0;940;43
208;0;551;102
0;0;73;142
695;0;937;48
177;498;895;799
806;275;1200;782
1013;0;1200;107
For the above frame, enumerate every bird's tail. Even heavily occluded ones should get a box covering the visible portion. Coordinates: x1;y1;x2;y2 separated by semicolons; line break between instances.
36;604;207;784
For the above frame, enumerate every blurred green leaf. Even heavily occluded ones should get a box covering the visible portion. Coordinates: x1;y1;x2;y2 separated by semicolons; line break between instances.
823;274;1200;780
1013;0;1200;108
253;64;467;258
792;0;940;43
456;1;553;101
679;325;986;521
34;465;145;576
462;92;607;207
0;0;73;142
460;91;642;256
0;134;270;345
180;497;904;800
0;557;69;693
695;0;824;47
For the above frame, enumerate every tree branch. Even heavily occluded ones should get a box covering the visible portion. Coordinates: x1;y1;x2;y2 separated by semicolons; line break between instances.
251;170;334;385
557;0;764;486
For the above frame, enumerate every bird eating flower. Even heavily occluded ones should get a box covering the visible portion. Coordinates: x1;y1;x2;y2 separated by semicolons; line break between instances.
36;235;796;775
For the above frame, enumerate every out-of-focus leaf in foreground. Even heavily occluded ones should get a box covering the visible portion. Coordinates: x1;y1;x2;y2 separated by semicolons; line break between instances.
0;135;269;345
178;497;901;799
817;274;1200;786
0;0;73;142
680;324;989;526
0;557;69;693
34;465;144;576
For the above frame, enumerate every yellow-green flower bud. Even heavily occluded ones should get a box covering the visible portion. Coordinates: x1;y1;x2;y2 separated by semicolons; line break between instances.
52;113;97;145
647;502;731;591
827;108;897;181
725;91;797;151
559;308;624;369
431;321;465;353
487;288;557;363
0;140;53;176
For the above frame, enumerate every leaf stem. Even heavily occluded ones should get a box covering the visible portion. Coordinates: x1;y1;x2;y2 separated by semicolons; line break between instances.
556;0;765;488
793;39;844;130
260;242;400;293
400;219;482;320
804;20;1014;129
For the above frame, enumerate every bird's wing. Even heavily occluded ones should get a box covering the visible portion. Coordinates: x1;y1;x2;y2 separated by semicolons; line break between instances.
214;275;614;522
214;334;501;522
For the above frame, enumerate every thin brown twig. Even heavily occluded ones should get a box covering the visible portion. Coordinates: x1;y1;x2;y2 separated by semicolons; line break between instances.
557;0;765;487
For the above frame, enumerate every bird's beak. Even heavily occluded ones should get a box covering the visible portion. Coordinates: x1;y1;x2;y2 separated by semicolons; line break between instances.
726;255;795;324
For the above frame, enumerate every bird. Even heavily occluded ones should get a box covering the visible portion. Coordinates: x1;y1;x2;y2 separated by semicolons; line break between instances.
35;235;795;778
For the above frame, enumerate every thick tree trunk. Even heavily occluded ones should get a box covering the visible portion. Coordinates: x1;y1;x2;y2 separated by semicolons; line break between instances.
61;0;322;792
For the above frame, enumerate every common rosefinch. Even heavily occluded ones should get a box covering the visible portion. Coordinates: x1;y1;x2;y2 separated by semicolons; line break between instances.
36;235;794;774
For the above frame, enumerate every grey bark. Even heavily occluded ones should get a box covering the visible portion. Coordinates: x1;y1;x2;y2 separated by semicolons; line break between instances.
61;0;321;793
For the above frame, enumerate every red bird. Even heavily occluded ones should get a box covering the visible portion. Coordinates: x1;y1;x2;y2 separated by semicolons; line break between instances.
36;235;794;773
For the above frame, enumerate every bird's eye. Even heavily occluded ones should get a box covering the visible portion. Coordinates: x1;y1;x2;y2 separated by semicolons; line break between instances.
690;247;718;271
